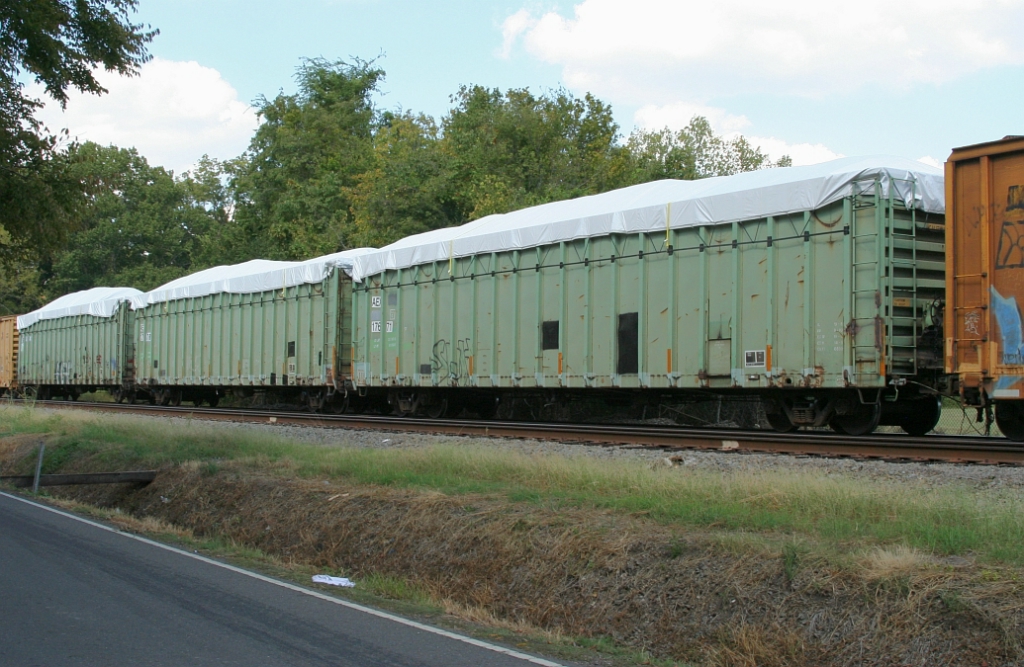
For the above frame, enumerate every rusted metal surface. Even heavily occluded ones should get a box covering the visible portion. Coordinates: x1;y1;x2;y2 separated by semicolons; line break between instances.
1;470;157;488
0;315;17;392
946;136;1024;397
20;400;1024;466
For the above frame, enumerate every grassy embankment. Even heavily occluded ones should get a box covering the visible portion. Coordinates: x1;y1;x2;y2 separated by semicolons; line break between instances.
2;404;1022;666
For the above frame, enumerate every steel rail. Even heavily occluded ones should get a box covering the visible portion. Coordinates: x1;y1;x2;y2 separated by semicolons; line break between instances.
12;399;1024;465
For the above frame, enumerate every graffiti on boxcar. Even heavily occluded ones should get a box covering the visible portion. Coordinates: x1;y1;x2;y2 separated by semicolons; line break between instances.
990;286;1024;365
996;186;1024;268
1008;185;1024;212
53;361;72;384
996;222;1024;268
964;310;981;336
431;338;471;382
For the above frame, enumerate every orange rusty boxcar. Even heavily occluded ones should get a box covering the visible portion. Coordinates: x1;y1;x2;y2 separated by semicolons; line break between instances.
0;315;17;396
946;136;1024;439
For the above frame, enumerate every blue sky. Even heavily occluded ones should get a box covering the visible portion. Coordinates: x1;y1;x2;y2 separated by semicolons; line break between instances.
34;0;1024;174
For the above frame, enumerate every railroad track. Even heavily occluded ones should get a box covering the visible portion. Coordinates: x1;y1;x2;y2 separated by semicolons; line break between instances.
12;399;1024;466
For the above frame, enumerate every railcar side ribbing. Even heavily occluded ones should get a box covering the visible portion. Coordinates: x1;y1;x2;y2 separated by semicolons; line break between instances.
348;159;947;436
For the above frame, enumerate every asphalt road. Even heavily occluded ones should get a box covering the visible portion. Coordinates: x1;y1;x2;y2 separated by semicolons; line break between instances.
0;492;565;667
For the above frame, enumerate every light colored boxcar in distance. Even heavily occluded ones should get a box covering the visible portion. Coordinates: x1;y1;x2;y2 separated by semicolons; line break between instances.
350;157;947;435
945;135;1024;439
0;315;18;396
131;251;369;410
17;288;142;400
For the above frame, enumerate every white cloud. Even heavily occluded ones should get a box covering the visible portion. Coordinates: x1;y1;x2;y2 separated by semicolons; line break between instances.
499;9;536;59
634;102;751;134
31;58;257;174
503;1;1024;165
745;136;843;167
633;102;841;166
505;0;1024;101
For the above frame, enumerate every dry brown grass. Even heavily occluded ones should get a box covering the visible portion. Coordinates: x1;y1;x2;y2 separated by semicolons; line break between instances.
857;544;930;580
0;433;50;473
707;623;813;667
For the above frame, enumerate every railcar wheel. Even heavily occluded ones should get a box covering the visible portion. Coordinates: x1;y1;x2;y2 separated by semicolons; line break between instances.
327;394;349;414
765;411;798;433
422;398;448;419
995;401;1024;441
112;388;125;404
829;402;881;436
900;397;942;436
206;395;219;408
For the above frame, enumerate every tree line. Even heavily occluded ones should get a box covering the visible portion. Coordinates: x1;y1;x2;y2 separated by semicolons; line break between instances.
0;4;789;316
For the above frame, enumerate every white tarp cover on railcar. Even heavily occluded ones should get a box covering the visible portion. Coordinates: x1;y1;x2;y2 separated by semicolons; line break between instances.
17;287;143;330
130;248;376;308
347;156;943;282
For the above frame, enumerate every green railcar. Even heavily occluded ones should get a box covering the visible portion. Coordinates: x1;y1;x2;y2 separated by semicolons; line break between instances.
131;254;363;409
16;288;141;400
350;158;947;434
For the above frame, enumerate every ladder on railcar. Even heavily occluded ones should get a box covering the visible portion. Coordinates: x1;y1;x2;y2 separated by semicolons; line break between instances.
851;177;945;383
849;180;888;383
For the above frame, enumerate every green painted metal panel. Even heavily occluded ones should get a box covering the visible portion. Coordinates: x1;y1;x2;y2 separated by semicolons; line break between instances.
18;303;134;388
352;183;944;393
134;269;353;390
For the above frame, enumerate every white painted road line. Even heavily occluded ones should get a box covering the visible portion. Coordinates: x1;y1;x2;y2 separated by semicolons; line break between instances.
1;491;564;667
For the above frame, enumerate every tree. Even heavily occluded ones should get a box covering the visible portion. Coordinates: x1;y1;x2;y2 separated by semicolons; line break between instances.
0;257;45;315
347;112;458;247
0;0;156;264
225;57;383;262
46;142;212;293
181;154;244;269
441;86;628;220
625;116;791;182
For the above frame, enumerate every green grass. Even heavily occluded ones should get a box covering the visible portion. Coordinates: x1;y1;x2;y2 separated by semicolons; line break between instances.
359;573;433;604
4;405;1024;565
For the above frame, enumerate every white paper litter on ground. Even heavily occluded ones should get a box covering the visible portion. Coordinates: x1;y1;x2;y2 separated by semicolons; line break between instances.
346;156;943;282
18;287;144;330
312;574;356;587
131;248;376;308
